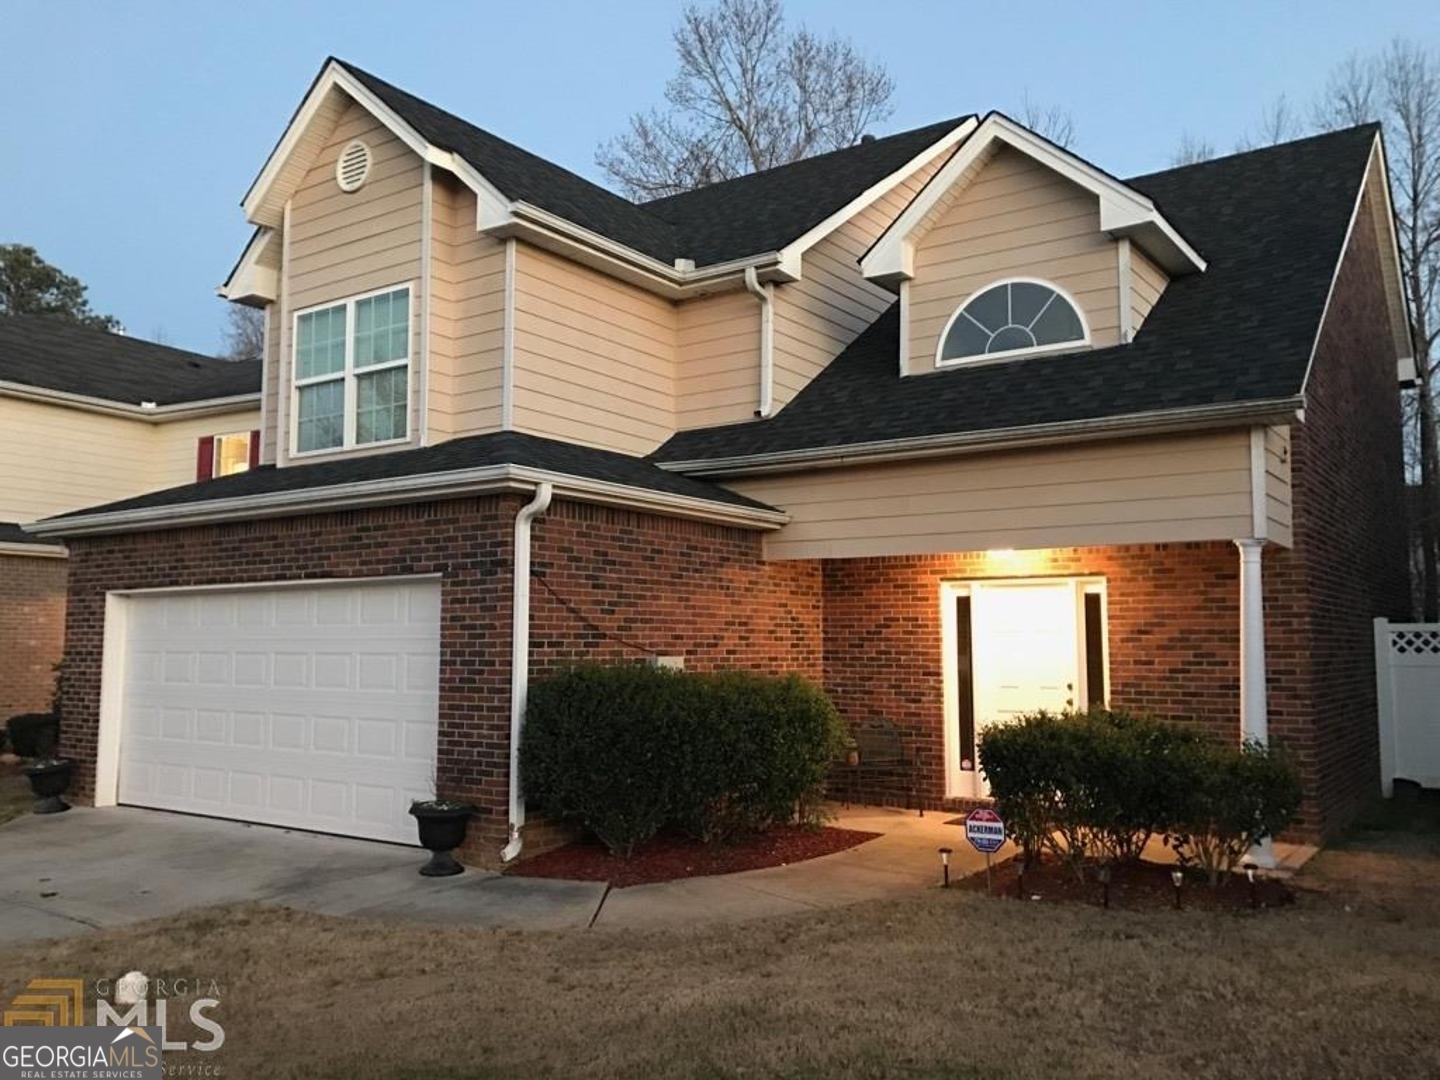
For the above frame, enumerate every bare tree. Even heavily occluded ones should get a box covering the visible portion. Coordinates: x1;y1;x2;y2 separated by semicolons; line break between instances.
1170;133;1217;167
597;0;894;199
1316;41;1440;618
221;304;266;362
1018;92;1076;149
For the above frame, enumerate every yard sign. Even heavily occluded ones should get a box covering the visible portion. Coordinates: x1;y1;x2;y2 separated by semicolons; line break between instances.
964;808;1006;854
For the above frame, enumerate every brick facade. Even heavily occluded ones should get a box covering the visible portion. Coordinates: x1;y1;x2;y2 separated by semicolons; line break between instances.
57;496;822;866
0;553;68;721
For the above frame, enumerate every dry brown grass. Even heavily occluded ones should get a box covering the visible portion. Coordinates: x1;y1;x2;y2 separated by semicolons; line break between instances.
3;802;1439;1080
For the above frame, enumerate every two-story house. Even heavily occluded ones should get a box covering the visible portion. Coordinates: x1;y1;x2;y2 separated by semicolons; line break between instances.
0;316;260;719
31;59;1413;865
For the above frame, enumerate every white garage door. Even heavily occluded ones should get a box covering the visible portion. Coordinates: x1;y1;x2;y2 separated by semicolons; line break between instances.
118;579;442;844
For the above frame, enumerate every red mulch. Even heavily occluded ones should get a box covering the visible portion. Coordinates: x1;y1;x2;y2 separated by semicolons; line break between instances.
509;826;881;888
962;852;1297;912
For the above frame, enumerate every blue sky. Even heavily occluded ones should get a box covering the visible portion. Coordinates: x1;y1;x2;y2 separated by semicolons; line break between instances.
3;0;1436;354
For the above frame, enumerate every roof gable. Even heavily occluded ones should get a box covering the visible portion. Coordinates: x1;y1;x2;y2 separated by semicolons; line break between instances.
861;112;1206;286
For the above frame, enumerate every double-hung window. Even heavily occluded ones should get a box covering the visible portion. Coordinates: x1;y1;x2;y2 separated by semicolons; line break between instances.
293;284;411;454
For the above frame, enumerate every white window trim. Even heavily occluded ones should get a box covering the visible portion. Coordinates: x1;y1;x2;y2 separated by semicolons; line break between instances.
212;431;253;478
290;282;415;458
934;277;1091;369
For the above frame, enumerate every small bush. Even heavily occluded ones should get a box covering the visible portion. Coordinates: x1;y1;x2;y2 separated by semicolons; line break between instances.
980;709;1301;886
522;664;845;855
1165;739;1304;885
6;713;58;759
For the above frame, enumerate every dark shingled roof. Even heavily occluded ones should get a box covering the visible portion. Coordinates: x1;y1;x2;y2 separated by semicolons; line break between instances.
0;522;58;546
336;60;967;268
655;124;1381;465
47;430;776;521
0;315;261;407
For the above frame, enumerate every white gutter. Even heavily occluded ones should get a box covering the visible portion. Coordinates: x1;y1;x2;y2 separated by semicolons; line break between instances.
658;397;1308;477
744;267;776;418
0;541;66;559
0;382;260;423
502;481;553;863
26;462;788;539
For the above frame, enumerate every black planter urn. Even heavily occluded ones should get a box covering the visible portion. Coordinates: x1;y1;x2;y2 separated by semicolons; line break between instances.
25;759;74;814
409;802;474;876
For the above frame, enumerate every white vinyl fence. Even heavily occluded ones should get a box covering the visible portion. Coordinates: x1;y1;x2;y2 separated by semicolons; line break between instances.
1375;619;1440;795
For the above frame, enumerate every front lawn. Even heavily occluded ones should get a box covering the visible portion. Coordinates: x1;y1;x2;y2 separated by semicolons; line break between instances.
2;801;1438;1079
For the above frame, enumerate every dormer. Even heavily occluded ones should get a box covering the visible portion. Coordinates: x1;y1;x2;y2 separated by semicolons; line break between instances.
860;113;1206;377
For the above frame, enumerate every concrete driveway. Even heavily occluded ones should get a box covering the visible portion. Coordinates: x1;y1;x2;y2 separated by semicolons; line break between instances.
0;805;986;945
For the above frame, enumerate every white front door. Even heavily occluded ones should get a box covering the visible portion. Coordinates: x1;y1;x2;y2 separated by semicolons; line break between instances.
944;579;1091;799
115;579;442;844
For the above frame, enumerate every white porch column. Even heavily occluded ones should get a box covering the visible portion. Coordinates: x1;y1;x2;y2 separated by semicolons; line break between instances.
1235;538;1274;867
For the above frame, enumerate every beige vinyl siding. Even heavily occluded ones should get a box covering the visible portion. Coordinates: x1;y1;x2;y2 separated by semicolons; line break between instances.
0;399;259;523
428;174;507;440
726;430;1256;560
1263;425;1294;547
1131;246;1169;335
511;243;677;455
675;292;761;429
907;147;1121;375
281;97;424;462
770;149;951;410
259;301;281;464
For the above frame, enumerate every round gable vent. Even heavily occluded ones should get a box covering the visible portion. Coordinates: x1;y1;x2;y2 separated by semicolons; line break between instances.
335;139;372;192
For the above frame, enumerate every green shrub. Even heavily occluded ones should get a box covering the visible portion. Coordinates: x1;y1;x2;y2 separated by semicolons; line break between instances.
975;711;1065;868
522;664;845;855
1165;739;1303;885
6;713;58;759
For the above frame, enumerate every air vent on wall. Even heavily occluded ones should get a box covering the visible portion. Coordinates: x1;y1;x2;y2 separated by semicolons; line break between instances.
335;140;372;192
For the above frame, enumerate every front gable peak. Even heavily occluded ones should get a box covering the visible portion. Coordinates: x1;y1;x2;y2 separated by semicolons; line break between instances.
861;112;1207;287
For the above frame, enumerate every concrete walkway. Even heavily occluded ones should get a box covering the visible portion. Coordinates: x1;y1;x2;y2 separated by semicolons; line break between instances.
0;805;983;944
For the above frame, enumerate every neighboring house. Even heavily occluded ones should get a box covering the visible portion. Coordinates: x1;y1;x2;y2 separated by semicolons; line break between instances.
30;58;1413;863
0;315;261;718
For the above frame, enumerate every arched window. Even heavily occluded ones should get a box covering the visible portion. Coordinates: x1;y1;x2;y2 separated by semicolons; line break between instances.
937;279;1088;364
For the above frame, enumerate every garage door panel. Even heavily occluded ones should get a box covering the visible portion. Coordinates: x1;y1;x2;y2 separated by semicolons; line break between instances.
118;580;441;845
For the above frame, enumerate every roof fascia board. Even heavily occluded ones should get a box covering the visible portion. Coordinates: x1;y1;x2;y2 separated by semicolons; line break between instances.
0;540;67;558
861;113;1206;284
774;117;979;277
1369;132;1418;364
659;397;1305;477
0;381;260;422
217;227;278;305
1300;134;1414;396
28;463;787;539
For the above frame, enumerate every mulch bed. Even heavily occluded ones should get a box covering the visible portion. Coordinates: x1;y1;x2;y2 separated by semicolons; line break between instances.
509;825;880;888
962;852;1297;912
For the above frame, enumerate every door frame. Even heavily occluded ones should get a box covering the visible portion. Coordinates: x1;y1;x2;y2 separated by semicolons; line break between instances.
939;576;1109;799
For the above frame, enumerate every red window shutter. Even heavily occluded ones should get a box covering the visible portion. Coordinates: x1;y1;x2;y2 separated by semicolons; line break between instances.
248;429;260;469
196;435;215;481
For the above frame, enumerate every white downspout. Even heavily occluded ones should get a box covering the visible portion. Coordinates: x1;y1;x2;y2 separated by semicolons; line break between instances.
1235;537;1275;868
501;481;553;863
744;266;775;418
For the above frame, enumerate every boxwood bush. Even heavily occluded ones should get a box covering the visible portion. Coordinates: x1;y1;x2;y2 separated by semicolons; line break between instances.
6;713;59;759
979;707;1301;885
522;664;846;855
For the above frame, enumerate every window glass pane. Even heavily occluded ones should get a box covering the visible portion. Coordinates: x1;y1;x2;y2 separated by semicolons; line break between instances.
1009;282;1052;327
297;379;345;452
354;288;409;368
962;284;1009;333
988;325;1036;353
296;305;346;380
1030;293;1085;346
940;316;990;361
356;367;408;444
214;433;251;477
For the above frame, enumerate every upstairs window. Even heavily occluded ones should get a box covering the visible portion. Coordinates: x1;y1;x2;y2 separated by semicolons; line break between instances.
196;431;258;480
293;285;411;454
937;279;1088;365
